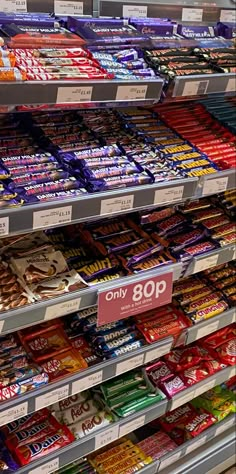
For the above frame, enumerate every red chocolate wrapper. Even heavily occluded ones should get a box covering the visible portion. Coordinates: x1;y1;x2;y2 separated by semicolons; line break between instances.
14;425;75;465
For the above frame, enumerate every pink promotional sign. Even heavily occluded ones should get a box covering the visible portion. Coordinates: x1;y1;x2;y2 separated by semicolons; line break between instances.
97;272;173;326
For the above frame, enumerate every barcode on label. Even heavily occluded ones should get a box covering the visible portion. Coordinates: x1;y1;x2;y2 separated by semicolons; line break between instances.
182;80;209;97
197;81;209;95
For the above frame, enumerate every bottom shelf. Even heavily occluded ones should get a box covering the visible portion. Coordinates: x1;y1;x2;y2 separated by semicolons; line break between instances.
139;414;235;474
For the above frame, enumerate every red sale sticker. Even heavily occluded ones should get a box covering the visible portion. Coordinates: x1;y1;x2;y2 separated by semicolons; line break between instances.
97;272;173;326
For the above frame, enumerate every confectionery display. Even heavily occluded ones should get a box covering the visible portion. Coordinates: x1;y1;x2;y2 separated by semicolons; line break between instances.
0;107;235;210
0;7;235;474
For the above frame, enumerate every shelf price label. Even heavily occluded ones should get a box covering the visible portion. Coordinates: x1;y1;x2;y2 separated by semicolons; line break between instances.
192;254;218;274
116;354;144;376
182;80;209;97
33;206;72;229
226;78;236;93
122;5;147;17
119;415;145;438
202;176;228;196
196;319;220;340
57;86;93;103
116;85;148;101
182;8;203;21
35;385;69;411
95;425;119;450
145;340;173;364
54;0;83;14
185;435;207;455
1;0;27;12
100;195;134;215
0;321;4;334
154;186;184;205
44;298;81;320
0;217;9;236
160;450;181;470
220;10;235;23
0;402;28;427
72;370;103;394
29;458;59;474
97;272;173;326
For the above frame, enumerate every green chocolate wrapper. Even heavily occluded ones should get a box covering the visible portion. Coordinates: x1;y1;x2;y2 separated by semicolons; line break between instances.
114;391;164;417
101;371;144;399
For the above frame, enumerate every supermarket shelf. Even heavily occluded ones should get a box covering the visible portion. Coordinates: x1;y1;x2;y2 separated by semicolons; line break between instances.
0;178;197;236
13;365;235;474
0;79;163;107
139;414;235;474
184;242;236;277
169;365;235;411
0;337;173;427
1;237;235;334
186;308;236;345
159;419;235;474
17;399;169;474
96;0;234;22
0;263;183;334
171;73;235;98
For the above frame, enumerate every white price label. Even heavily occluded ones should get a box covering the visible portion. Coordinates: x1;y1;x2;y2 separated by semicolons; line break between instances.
33;206;72;229
116;354;144;376
182;80;209;97
100;195;134;215
1;0;27;12
215;417;235;436
57;87;93;104
171;389;196;410
116;85;147;101
44;298;81;321
227;366;236;379
196;319;220;340
182;8;203;21
233;248;236;261
145;341;172;364
0;321;4;334
72;370;103;394
226;77;236;93
220;9;236;22
160;450;181;469
36;385;69;411
29;458;59;474
0;402;28;427
154;186;184;205
54;0;83;14
194;378;216;398
122;5;147;17
119;415;145;437
185;435;207;455
202;177;228;196
95;425;119;450
0;217;9;236
193;254;218;274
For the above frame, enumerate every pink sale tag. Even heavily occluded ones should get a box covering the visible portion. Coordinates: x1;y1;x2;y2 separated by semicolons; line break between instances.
97;272;173;326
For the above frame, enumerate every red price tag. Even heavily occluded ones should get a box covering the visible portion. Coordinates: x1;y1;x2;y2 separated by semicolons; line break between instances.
97;272;173;326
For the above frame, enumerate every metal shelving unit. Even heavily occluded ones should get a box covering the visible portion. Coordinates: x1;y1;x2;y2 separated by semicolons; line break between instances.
95;0;235;22
8;365;235;474
0;238;235;334
139;414;235;474
0;79;163;106
1;172;236;237
0;336;173;426
0;307;234;427
0;178;197;236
